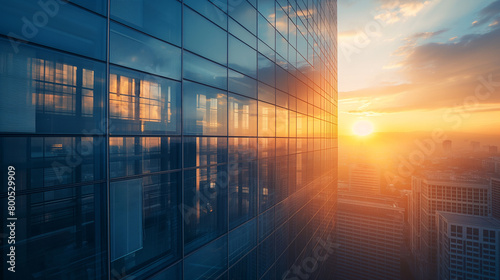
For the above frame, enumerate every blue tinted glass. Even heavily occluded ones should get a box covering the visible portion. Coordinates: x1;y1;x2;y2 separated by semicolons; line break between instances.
276;155;288;202
258;39;276;62
258;14;275;48
229;0;256;34
276;33;288;62
258;233;276;277
109;66;181;134
184;165;228;253
276;66;288;92
110;173;181;276
184;7;227;65
259;156;276;212
229;36;257;79
229;18;257;49
229;160;258;228
258;0;275;25
229;219;257;264
0;184;106;279
183;82;228;136
229;249;257;279
184;52;228;90
229;138;258;163
0;137;104;191
258;54;275;87
110;23;181;80
110;137;181;178
185;0;227;29
258;82;275;104
111;0;181;46
0;1;106;60
149;262;182;280
0;39;105;134
69;0;107;15
184;236;228;280
184;137;228;168
229;70;257;99
229;93;258;136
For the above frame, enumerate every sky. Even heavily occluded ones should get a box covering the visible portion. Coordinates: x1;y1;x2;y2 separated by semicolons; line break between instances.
337;0;500;136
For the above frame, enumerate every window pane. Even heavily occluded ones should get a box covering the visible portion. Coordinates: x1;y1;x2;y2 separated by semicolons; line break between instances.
183;82;228;136
229;219;257;264
110;23;181;80
109;66;181;134
184;137;228;168
258;82;275;104
259;157;275;211
111;0;181;46
184;165;228;253
110;173;181;276
0;184;106;279
229;36;257;78
184;236;228;280
0;1;106;60
229;138;258;163
258;102;275;137
184;52;228;90
0;39;105;134
0;137;104;192
69;0;107;15
229;93;258;136
110;137;181;178
229;18;257;49
184;7;227;64
184;0;227;29
229;160;258;228
229;249;257;279
229;70;257;99
229;0;256;34
276;107;289;137
258;54;275;87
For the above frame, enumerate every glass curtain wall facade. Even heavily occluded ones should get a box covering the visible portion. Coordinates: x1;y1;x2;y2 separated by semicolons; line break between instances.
0;0;338;279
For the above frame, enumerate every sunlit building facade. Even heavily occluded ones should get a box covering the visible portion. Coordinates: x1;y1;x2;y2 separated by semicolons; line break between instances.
410;174;491;280
437;212;500;280
336;194;405;280
0;0;338;279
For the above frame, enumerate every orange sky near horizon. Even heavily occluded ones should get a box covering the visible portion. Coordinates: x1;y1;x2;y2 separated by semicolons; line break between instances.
337;0;500;137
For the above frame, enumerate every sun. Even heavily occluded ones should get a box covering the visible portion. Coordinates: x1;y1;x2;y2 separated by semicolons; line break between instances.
352;120;374;136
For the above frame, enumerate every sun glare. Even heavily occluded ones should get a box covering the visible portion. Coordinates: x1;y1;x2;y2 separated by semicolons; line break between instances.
353;120;374;136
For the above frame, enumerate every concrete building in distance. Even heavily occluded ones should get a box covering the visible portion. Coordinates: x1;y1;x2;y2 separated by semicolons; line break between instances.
0;1;338;279
410;173;491;280
336;193;405;280
437;212;500;280
348;163;380;194
492;178;500;220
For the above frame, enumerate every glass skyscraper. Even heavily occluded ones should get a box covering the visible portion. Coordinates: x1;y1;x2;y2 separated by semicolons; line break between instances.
0;0;338;279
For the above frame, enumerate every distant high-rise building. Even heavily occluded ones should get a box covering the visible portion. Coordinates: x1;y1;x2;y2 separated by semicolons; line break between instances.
443;140;452;154
492;178;500;220
336;194;405;280
0;1;339;279
437;212;500;280
489;146;499;154
410;174;490;280
349;163;380;194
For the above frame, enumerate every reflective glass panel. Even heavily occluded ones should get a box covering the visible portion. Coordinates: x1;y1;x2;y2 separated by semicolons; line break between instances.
109;66;181;135
229;93;258;136
183;82;228;136
110;23;181;80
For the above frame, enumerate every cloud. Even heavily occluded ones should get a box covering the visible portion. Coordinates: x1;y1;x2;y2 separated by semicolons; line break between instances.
393;29;448;56
472;0;500;27
340;27;500;114
375;0;432;24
